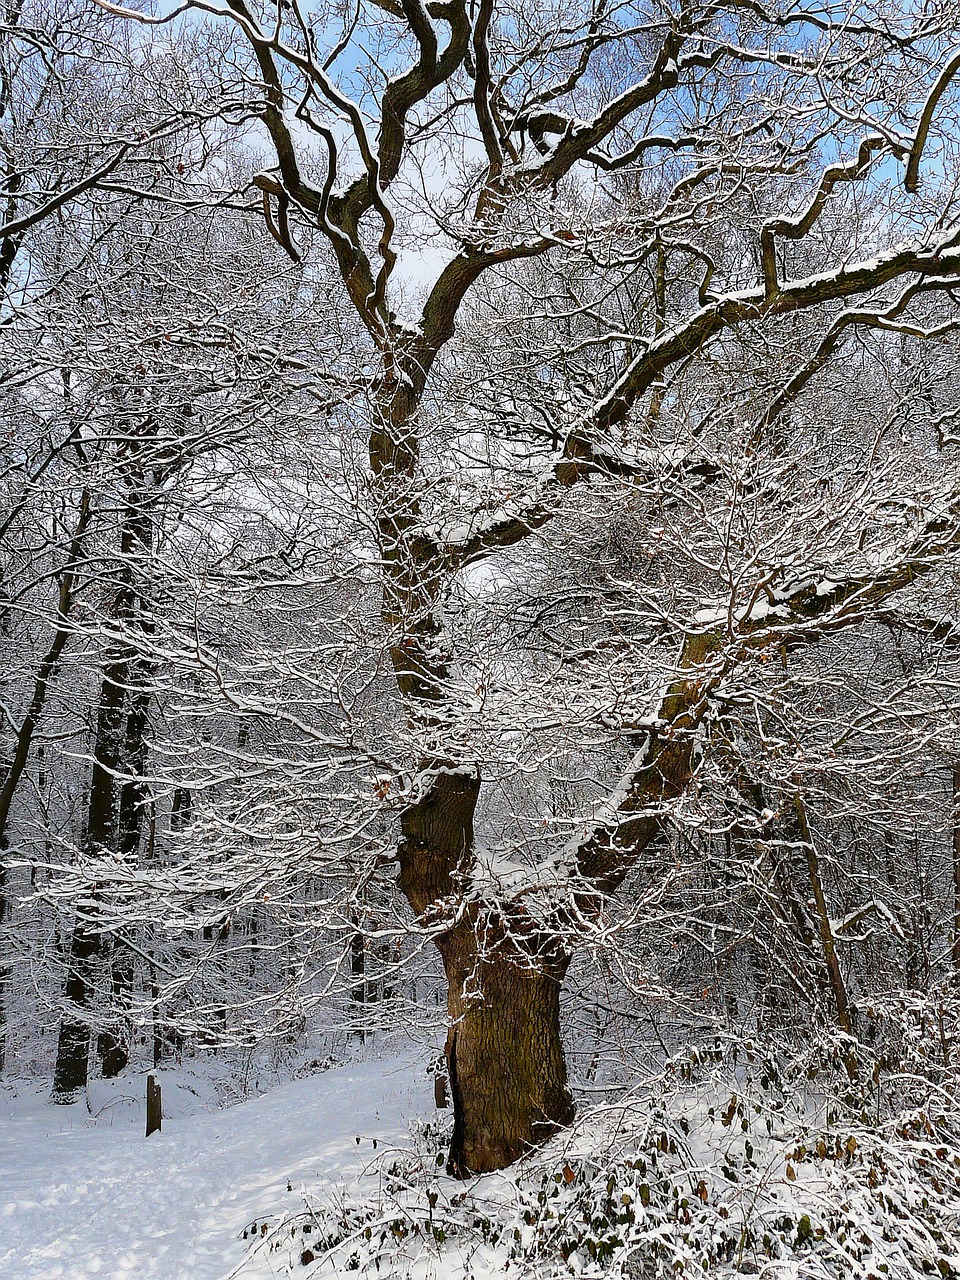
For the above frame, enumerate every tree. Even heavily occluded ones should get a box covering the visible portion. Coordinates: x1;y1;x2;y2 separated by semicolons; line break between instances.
0;0;233;1076
85;0;960;1173
0;0;944;1174
0;0;220;294
0;118;341;1087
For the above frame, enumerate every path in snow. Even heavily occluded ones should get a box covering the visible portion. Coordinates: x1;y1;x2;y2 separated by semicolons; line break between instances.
0;1057;431;1280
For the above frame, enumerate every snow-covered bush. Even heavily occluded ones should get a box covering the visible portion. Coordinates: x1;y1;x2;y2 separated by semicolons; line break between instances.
250;1015;960;1279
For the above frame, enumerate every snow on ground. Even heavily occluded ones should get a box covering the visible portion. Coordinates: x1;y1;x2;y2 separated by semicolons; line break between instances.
0;1056;432;1280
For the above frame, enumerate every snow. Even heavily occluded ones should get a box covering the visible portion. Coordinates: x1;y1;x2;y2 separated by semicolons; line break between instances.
4;1048;960;1280
0;1057;432;1280
691;574;846;629
469;844;574;898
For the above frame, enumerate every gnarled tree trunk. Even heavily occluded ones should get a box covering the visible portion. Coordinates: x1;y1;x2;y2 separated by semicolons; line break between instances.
439;917;573;1175
397;764;575;1175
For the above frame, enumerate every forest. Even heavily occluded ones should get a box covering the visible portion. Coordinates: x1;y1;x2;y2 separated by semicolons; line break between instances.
4;0;960;1275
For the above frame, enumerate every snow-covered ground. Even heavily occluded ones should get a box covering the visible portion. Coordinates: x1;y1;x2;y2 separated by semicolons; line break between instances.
6;1049;960;1280
0;1057;432;1280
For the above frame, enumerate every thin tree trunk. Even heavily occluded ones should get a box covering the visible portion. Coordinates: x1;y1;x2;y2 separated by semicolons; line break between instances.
97;682;150;1078
793;792;856;1081
952;764;960;972
53;474;156;1094
0;490;91;1074
52;656;127;1101
349;912;366;1041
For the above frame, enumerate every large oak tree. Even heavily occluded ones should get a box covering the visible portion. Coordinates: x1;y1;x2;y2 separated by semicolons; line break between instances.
95;0;960;1173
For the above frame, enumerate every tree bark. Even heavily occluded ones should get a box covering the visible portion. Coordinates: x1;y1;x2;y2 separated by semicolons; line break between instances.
792;792;852;1038
396;766;574;1173
52;657;126;1101
50;919;100;1102
439;916;573;1176
53;476;154;1095
97;683;150;1078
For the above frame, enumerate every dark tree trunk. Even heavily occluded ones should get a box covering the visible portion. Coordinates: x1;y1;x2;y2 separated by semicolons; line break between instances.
392;638;716;1175
51;919;100;1102
97;684;150;1078
96;957;133;1079
398;766;573;1174
52;661;126;1101
53;478;155;1095
350;921;366;1041
439;918;574;1176
0;491;91;1072
350;914;366;1004
170;786;191;831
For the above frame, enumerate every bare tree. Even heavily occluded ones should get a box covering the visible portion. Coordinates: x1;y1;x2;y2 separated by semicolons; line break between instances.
81;0;960;1173
0;0;951;1176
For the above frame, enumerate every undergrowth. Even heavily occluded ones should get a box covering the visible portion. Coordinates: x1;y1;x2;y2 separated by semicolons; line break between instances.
245;990;960;1279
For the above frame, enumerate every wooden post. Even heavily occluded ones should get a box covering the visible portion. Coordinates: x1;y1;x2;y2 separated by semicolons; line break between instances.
146;1073;162;1137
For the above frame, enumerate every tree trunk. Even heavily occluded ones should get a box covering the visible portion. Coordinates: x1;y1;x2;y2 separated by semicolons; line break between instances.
792;792;852;1036
96;953;133;1079
397;765;576;1175
97;683;150;1078
53;479;154;1093
350;924;366;1042
51;919;100;1102
438;917;573;1177
0;490;91;1072
52;656;126;1100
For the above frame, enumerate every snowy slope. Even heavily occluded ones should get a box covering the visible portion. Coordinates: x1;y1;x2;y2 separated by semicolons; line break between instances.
0;1058;431;1280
